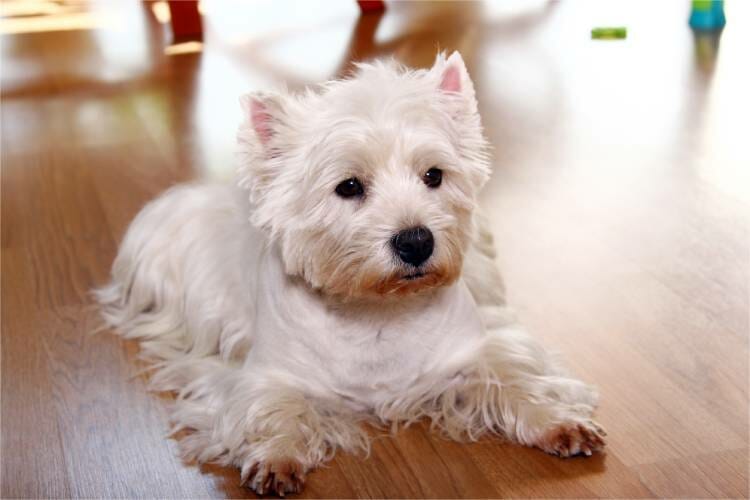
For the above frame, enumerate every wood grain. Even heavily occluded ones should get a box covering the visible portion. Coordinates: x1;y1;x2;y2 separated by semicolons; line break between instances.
2;1;748;497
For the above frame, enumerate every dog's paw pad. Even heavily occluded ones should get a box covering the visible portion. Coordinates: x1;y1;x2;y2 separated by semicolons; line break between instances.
243;457;305;496
537;420;606;458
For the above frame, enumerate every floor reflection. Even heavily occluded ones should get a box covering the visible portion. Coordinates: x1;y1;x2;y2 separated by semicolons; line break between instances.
2;0;748;198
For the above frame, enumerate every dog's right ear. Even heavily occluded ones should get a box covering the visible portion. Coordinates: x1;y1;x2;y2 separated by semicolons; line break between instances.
239;92;287;148
237;91;295;233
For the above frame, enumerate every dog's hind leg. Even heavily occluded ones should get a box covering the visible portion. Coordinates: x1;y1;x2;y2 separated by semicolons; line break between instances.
94;184;256;363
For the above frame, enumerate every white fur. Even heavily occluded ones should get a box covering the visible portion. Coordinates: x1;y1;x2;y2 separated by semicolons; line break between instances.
96;52;603;495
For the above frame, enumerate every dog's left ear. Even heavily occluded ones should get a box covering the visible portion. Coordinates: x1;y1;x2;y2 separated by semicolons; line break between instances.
431;51;490;190
432;51;476;101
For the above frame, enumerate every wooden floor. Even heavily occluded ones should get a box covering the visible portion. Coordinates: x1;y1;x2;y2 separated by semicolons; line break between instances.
2;1;748;497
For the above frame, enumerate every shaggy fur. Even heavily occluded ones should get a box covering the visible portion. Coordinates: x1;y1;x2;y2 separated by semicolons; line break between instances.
96;52;604;496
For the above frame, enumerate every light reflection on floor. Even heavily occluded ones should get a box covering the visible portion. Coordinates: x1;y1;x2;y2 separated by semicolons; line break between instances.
1;0;748;199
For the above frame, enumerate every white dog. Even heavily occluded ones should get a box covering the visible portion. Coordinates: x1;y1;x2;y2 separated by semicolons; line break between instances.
96;52;604;496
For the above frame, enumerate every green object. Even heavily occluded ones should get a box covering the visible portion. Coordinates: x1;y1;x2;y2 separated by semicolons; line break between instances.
591;27;627;39
692;0;713;12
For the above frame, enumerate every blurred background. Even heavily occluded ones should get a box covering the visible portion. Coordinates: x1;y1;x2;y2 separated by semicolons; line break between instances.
3;0;748;191
1;1;748;498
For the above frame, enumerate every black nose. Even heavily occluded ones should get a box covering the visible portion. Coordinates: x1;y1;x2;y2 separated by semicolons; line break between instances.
391;226;434;267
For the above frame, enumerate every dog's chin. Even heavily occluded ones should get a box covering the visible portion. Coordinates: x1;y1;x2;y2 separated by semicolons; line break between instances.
402;271;426;281
320;261;462;302
375;268;457;296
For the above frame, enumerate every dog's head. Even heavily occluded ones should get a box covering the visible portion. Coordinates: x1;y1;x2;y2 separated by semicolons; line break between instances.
238;52;490;301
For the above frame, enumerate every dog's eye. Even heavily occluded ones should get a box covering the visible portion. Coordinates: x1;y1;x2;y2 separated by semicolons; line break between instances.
335;178;365;198
423;167;443;188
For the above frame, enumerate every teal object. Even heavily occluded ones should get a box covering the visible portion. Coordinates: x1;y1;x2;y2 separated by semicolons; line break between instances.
689;0;726;31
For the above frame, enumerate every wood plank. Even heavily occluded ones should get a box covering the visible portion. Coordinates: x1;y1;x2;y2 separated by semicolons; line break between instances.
634;448;749;498
468;437;653;498
38;306;221;498
482;185;747;467
1;251;71;498
1;148;114;309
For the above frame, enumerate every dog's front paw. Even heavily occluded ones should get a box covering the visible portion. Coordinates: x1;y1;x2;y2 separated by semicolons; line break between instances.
536;420;606;457
243;457;306;496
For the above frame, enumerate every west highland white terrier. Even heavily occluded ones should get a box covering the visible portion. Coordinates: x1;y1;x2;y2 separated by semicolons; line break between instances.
96;52;605;496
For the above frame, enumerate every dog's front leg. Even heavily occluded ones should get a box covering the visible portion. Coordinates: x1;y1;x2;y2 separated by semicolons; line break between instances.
174;370;369;495
481;324;606;456
435;322;606;457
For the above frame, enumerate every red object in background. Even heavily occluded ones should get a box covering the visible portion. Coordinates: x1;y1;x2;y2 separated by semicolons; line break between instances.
168;0;202;39
165;1;381;39
358;0;386;13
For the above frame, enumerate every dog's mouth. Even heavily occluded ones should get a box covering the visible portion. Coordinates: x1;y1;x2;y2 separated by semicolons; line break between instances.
362;266;458;296
402;271;426;281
